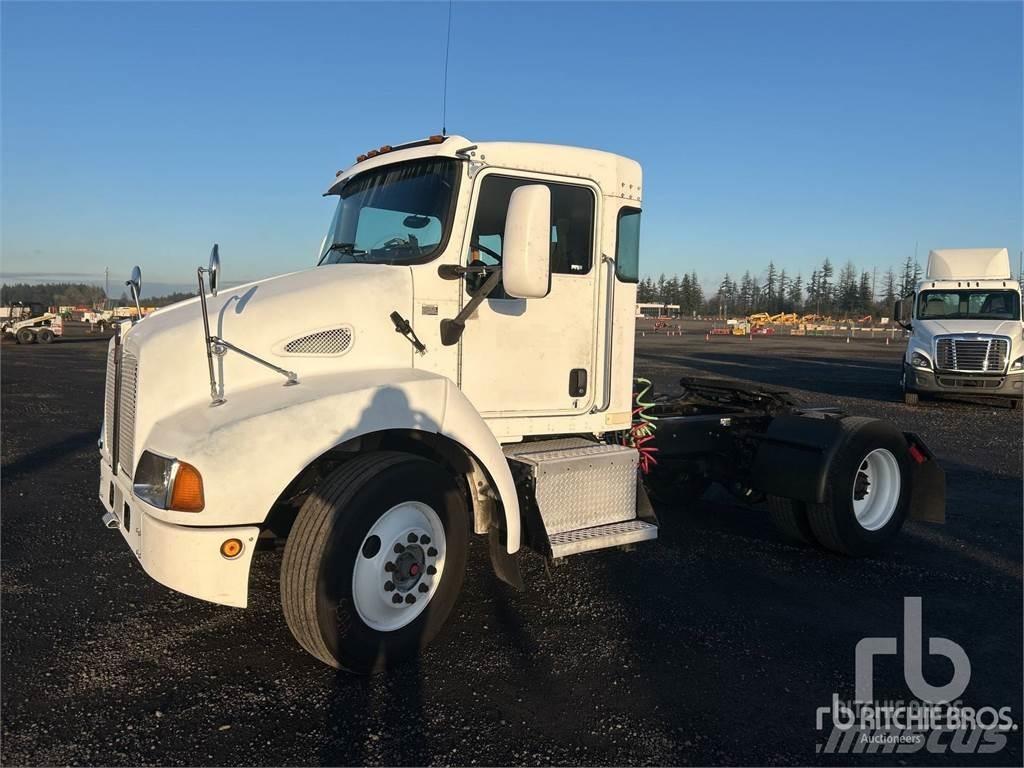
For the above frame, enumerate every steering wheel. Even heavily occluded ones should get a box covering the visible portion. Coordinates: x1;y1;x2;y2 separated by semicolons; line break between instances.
470;241;502;262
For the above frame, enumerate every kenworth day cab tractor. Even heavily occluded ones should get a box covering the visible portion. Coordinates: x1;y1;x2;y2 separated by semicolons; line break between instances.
895;248;1023;407
97;136;945;671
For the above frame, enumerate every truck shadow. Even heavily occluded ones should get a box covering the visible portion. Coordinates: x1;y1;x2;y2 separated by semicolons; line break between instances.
1;430;97;482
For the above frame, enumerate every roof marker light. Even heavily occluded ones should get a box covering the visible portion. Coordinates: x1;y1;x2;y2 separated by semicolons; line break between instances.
366;149;379;158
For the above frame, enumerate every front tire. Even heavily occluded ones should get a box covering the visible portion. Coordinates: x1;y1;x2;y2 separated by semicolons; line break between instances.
281;452;468;672
900;368;919;405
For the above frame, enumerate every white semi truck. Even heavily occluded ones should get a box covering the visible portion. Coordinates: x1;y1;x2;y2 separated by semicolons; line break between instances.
97;136;945;671
895;248;1023;407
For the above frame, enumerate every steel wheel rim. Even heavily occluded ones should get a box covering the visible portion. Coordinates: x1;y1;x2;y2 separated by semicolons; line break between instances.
352;501;446;632
852;448;901;531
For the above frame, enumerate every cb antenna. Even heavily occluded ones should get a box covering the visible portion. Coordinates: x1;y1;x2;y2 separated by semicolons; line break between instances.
441;0;454;135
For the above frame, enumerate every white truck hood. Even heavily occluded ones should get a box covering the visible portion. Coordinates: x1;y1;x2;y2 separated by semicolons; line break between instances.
118;263;417;462
915;318;1023;339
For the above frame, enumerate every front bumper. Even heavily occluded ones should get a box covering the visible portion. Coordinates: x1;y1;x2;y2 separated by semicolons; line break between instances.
905;363;1024;398
98;458;259;607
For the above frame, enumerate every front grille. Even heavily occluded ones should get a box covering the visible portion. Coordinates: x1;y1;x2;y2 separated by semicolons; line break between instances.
937;376;1004;389
103;343;118;453
935;337;1008;373
118;351;139;476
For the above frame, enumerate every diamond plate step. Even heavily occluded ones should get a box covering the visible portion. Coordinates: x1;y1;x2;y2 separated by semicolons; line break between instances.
548;520;658;558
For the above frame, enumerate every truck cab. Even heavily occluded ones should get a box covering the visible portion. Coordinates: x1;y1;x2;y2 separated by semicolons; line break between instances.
896;248;1023;406
97;135;945;672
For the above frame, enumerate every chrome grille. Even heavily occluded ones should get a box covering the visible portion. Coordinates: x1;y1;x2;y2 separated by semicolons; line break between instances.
935;337;1009;373
118;351;139;476
103;342;118;453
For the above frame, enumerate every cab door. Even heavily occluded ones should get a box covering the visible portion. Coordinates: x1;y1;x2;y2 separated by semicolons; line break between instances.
458;171;600;417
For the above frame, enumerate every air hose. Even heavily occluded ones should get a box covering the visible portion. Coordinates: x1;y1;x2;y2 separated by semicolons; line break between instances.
627;377;659;474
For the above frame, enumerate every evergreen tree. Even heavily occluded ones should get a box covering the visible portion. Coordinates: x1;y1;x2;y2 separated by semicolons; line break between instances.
882;269;897;306
788;274;803;312
765;261;778;309
858;271;873;314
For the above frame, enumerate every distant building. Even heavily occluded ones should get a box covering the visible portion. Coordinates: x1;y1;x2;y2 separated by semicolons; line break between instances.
636;303;680;318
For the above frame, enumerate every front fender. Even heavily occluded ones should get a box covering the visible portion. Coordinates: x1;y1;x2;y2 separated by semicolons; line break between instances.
140;368;521;552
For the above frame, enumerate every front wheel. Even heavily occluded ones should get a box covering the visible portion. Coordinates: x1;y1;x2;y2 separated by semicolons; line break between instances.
900;368;919;405
281;452;468;672
16;328;34;344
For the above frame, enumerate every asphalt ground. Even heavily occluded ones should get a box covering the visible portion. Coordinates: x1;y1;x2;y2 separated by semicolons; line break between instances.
2;323;1021;766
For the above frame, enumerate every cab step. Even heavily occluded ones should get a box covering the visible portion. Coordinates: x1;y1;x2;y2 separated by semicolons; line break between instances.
503;437;657;557
549;519;658;558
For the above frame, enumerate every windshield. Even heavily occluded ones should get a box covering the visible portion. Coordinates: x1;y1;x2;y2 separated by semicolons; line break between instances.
917;289;1021;321
318;157;459;266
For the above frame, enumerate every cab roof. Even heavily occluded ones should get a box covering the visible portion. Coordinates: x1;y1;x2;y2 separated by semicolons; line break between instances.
326;135;642;203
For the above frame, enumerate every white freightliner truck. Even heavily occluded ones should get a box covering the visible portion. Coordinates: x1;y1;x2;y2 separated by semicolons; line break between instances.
98;135;945;671
895;248;1023;406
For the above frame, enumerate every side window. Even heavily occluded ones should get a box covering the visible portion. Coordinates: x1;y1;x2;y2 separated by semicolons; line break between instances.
615;208;641;283
467;175;594;292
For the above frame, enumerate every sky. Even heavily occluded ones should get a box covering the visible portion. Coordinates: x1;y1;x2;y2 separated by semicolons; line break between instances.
2;1;1022;296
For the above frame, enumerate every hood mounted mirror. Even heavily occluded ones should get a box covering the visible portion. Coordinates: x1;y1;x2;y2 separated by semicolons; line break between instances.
125;266;143;322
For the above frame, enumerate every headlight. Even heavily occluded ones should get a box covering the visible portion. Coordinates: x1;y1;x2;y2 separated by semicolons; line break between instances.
1011;356;1023;371
911;352;932;369
133;451;205;512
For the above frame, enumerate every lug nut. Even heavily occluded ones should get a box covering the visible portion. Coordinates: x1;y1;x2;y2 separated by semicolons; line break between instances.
427;547;438;557
392;594;403;604
384;581;395;592
427;565;437;575
405;594;416;604
418;583;429;593
407;533;418;543
384;561;397;572
420;535;431;545
394;543;405;554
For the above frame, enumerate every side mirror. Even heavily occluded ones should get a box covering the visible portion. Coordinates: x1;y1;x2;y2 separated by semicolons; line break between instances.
894;297;912;330
892;300;902;323
126;265;143;321
502;185;550;299
127;265;142;298
209;244;221;297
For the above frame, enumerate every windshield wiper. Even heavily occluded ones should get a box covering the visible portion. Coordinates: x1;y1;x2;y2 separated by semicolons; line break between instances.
323;242;368;262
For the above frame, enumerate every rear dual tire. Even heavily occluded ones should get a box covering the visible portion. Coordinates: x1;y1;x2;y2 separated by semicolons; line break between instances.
281;452;468;672
768;418;910;556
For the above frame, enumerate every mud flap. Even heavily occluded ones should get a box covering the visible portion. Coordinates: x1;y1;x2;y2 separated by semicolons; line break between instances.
488;526;524;590
903;432;945;524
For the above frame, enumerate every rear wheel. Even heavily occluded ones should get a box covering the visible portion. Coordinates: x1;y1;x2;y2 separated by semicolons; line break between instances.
767;496;817;546
16;328;34;344
36;328;54;344
806;417;910;556
281;452;468;672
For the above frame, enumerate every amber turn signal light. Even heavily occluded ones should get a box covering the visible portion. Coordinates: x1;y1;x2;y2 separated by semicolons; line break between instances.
220;538;243;559
169;461;205;512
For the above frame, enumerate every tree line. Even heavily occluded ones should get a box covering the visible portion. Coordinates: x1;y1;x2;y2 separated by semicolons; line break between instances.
1;282;196;309
638;256;926;317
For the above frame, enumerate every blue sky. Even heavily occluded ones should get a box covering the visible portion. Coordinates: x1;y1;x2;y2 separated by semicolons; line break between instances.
2;1;1022;295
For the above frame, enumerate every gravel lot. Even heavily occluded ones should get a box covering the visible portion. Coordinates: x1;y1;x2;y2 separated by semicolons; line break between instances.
2;324;1021;766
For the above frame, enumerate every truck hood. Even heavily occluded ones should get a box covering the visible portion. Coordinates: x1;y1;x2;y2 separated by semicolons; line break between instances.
121;263;416;429
915;318;1023;340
